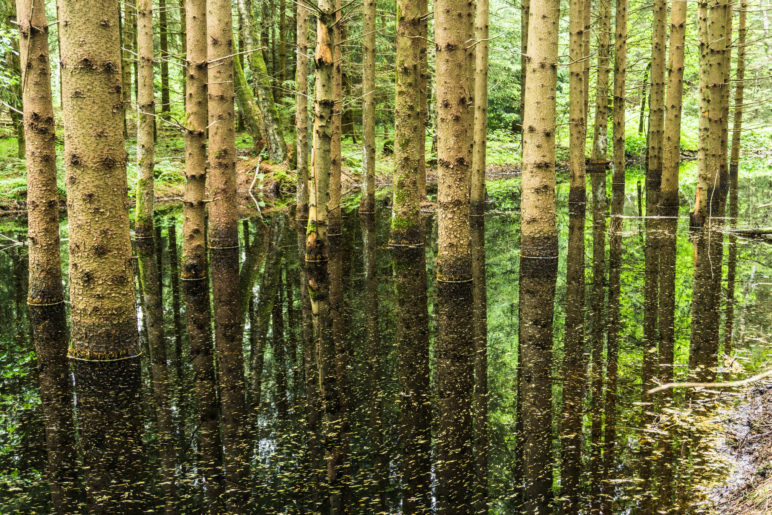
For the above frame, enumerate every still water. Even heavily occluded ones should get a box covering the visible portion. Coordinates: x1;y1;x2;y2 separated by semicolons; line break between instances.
1;167;770;513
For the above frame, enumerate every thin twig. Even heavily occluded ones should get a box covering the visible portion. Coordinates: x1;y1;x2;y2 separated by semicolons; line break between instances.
648;370;772;394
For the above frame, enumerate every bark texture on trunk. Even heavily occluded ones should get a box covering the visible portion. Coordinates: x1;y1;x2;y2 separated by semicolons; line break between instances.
434;0;475;509
306;0;335;264
391;0;426;245
518;1;560;511
471;0;490;216
18;0;61;306
59;0;139;360
647;0;667;210
159;0;170;115
569;0;587;200
590;0;611;164
725;0;747;354
360;0;377;214
136;0;155;238
328;0;343;236
296;3;310;220
694;0;731;225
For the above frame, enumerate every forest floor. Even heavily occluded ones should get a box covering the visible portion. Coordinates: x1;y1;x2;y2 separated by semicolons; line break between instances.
712;382;772;514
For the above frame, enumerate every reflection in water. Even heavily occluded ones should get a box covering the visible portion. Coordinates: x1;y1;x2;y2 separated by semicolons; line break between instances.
392;229;431;513
1;177;771;512
560;193;586;512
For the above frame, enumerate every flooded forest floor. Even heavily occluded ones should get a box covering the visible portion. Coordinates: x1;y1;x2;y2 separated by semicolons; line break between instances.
714;383;772;514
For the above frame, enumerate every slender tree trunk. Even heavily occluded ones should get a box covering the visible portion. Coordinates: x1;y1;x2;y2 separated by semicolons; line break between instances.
5;1;24;157
391;0;425;245
136;0;155;239
417;2;428;199
725;0;746;354
583;0;591;120
306;0;335;263
471;215;489;514
329;0;343;235
519;1;560;512
296;3;310;220
693;0;731;225
121;0;134;132
561;1;587;509
603;0;626;508
590;0;611;165
179;0;186;102
569;0;587;205
434;0;475;508
159;0;170;115
234;55;265;144
207;0;249;509
520;0;529;138
237;0;287;162
471;0;489;216
659;0;687;381
17;0;79;508
647;0;667;211
58;0;143;507
181;0;224;505
638;62;650;135
279;0;287;96
359;0;377;214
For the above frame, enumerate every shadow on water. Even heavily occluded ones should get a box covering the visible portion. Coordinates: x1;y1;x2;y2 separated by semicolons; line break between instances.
0;168;770;513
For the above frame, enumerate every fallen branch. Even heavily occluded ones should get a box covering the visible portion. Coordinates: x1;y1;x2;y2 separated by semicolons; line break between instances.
648;369;772;394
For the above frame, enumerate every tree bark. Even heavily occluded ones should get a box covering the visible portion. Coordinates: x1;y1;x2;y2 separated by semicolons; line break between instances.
590;0;611;164
17;0;79;508
519;0;560;511
471;0;489;216
329;0;343;235
121;0;135;131
306;0;335;264
59;0;138;361
434;0;476;508
159;0;170;115
359;0;377;214
725;0;747;354
693;0;731;225
391;0;425;245
5;1;24;157
136;0;155;239
296;2;310;221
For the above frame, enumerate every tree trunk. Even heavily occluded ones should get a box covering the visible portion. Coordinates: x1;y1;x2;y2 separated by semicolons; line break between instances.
306;0;335;264
136;0;155;239
471;0;489;216
329;0;343;236
693;0;731;225
58;0;143;507
604;1;627;507
279;0;287;97
561;0;587;509
234;55;265;144
647;0;667;211
569;0;587;204
121;0;134;132
725;0;747;354
237;0;287;162
4;1;24;157
638;61;650;135
520;0;529;141
359;0;377;214
207;0;249;508
17;0;79;507
434;0;475;508
519;0;560;511
179;0;186;102
296;2;310;221
590;0;611;164
391;0;425;245
159;0;170;115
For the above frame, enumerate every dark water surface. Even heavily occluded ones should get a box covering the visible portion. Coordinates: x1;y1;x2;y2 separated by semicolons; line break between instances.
1;168;770;513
